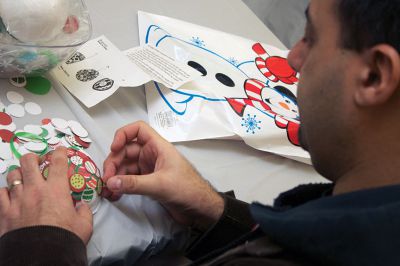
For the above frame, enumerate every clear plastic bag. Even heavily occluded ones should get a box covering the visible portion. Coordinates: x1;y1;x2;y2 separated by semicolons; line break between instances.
0;0;92;77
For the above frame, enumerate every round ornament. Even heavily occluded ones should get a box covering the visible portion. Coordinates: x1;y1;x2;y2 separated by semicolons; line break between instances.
39;148;102;213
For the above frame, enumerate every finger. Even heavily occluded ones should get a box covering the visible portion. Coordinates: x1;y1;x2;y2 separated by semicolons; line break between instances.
19;153;42;186
76;203;93;245
103;142;141;179
109;192;122;201
111;121;158;152
0;187;10;214
103;150;126;180
121;162;141;175
6;169;23;201
101;186;122;201
100;185;113;198
106;174;160;198
47;147;69;192
124;142;142;160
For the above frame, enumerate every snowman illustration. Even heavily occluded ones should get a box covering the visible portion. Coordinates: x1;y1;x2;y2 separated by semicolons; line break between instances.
226;78;300;146
145;25;300;146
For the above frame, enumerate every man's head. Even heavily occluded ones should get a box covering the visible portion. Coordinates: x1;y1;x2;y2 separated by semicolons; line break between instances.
337;1;400;54
288;0;400;191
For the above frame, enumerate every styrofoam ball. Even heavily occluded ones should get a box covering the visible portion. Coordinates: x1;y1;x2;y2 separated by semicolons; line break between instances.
0;0;70;44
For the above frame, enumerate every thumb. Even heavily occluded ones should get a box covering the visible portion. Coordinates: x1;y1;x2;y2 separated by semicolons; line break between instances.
76;202;93;244
106;174;159;197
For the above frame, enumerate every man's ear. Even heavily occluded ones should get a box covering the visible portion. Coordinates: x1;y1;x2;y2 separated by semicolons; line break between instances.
354;44;400;106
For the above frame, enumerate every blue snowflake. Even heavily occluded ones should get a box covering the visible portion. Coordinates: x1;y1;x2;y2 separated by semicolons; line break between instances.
241;114;262;134
190;37;205;47
228;57;238;66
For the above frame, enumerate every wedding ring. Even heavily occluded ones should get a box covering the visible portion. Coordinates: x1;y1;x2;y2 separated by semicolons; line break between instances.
8;180;23;191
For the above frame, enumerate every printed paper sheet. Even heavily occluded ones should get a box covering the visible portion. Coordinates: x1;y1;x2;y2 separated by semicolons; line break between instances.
51;36;201;107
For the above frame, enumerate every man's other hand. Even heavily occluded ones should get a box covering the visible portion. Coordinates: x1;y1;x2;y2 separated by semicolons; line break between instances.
0;147;93;244
102;121;224;231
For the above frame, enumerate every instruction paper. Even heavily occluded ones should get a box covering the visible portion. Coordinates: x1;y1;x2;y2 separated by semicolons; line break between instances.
124;45;198;89
51;36;201;107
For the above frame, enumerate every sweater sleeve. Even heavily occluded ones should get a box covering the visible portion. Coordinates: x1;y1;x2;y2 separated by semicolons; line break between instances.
0;225;87;266
186;193;256;260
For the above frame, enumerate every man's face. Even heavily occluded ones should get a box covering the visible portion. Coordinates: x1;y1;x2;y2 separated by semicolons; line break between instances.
287;0;361;178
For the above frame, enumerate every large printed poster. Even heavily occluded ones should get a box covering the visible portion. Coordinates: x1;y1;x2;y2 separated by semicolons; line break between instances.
139;11;310;163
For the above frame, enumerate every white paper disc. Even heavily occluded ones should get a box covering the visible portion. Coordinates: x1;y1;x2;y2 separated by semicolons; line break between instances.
6;91;24;104
24;124;43;135
24;102;42;115
41;124;58;138
51;118;68;129
68;120;88;138
24;142;47;152
6;104;25;118
47;137;60;145
80;137;92;143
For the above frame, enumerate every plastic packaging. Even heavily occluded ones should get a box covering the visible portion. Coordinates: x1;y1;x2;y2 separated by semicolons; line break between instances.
0;0;92;77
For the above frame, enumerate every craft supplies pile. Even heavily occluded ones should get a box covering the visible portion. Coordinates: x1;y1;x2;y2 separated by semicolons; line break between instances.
0;0;92;77
0;84;102;213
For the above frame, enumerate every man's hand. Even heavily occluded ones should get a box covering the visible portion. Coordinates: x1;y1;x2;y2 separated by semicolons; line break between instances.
0;147;93;244
102;121;224;231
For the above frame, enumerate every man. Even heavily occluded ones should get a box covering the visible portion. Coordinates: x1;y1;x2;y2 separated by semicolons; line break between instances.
1;0;400;265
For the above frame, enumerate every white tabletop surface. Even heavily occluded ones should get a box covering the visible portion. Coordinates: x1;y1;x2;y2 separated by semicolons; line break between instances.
52;0;327;206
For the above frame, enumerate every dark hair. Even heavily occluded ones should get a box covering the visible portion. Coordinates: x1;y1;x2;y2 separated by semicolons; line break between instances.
337;0;400;53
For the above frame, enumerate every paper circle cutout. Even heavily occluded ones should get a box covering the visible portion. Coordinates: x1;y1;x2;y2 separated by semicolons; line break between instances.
51;118;68;129
68;120;88;138
0;112;12;126
39;148;102;213
25;77;51;95
0;129;14;143
42;118;51;125
6;104;25;118
6;91;24;104
23;125;43;135
24;102;42;115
